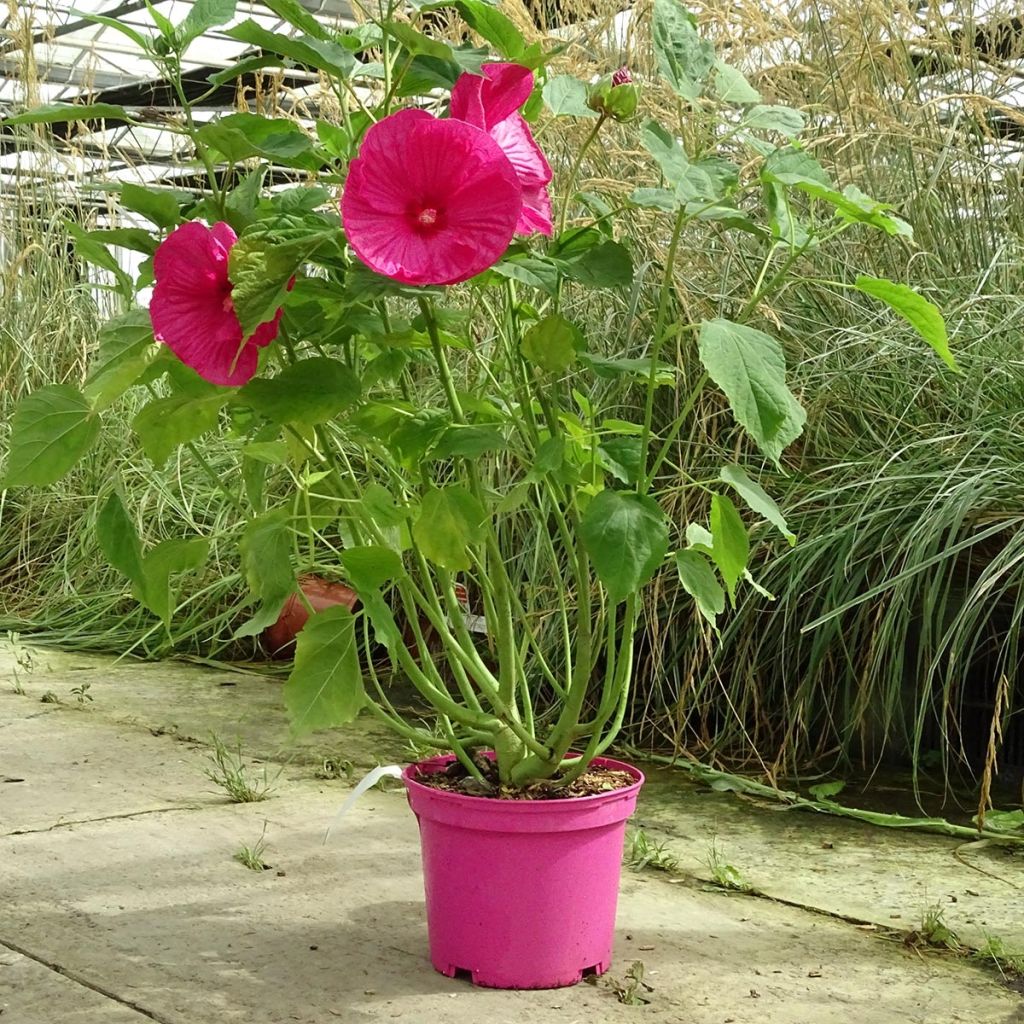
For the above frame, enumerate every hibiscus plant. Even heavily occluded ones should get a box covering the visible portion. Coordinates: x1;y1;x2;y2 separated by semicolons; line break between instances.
1;0;951;787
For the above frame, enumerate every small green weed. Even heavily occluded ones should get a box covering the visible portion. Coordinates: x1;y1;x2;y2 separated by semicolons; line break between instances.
907;904;961;951
972;936;1024;978
315;756;354;781
39;691;60;704
70;683;93;705
626;828;679;872
234;823;270;871
705;840;751;892
609;961;653;1005
204;735;277;803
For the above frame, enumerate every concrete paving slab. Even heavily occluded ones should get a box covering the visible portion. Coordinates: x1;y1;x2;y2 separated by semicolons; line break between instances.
2;641;1023;1022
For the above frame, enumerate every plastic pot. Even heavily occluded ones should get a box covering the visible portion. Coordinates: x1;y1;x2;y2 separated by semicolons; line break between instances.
262;575;359;658
402;753;644;989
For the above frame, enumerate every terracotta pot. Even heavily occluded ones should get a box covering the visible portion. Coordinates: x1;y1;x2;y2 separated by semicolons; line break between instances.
262;575;359;659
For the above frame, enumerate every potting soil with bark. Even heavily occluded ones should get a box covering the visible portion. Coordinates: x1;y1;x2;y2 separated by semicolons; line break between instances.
415;756;636;799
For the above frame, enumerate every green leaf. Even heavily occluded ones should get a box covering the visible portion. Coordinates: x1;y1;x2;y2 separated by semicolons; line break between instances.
580;490;669;604
809;780;846;800
642;119;689;184
760;147;831;188
84;310;159;411
433;425;507;459
652;0;715;102
2;102;130;126
710;493;748;603
491;256;561;296
341;546;405;590
96;493;147;594
227;232;315;340
196;114;319;169
674;549;725;628
713;61;761;104
719;464;795;544
284;605;364;734
598;437;644;485
520;314;584;372
742;104;805;137
238;357;360;426
686;522;714;553
225;20;355;78
2;385;100;487
630;188;679;211
386;21;453;60
235;509;295;638
132;394;227;468
254;0;327;37
855;276;955;369
543;75;599;118
454;0;525;58
581;353;676;385
119;183;181;229
697;319;806;463
562;240;634;289
412;486;487;571
141;538;209;627
181;0;237;46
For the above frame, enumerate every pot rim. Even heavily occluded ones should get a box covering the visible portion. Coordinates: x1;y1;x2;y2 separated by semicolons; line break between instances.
402;752;644;807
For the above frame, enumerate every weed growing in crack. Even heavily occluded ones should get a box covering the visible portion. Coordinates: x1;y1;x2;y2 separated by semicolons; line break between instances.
315;756;354;781
907;903;962;951
204;735;278;803
39;690;60;704
70;683;93;705
626;828;679;872
973;935;1024;980
234;823;271;871
705;840;751;892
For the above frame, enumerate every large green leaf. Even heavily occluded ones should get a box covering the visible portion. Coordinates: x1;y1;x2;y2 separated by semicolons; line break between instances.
719;464;795;544
712;61;761;104
2;385;100;487
284;604;364;734
710;493;748;604
675;549;725;628
562;240;634;289
255;0;328;36
196;114;320;169
119;183;180;229
96;493;147;594
238;357;360;426
141;538;209;628
225;20;355;77
132;394;227;468
454;0;525;58
235;509;296;637
543;75;598;118
84;310;159;411
520;314;583;372
580;490;669;604
855;276;955;369
2;102;130;126
412;486;487;571
181;0;238;46
697;319;806;463
652;0;714;102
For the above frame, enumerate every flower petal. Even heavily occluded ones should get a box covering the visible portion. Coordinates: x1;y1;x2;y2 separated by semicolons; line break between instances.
450;62;534;130
342;111;521;286
490;112;551;188
519;184;554;237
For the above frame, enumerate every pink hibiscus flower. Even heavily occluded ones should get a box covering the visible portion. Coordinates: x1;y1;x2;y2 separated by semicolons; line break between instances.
341;108;522;286
149;221;283;387
449;62;553;237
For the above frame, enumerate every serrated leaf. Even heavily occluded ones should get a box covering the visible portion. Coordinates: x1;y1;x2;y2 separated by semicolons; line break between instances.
2;385;100;487
719;464;795;544
341;546;405;590
84;310;159;411
697;319;806;463
675;549;725;628
120;182;180;229
743;104;805;137
580;490;669;604
237;357;360;426
713;61;761;104
225;20;355;78
412;486;486;571
520;314;583;372
562;240;634;289
284;605;364;734
855;276;955;369
543;75;598;118
132;394;227;468
2;102;130;126
235;509;295;637
652;0;714;102
710;493;748;604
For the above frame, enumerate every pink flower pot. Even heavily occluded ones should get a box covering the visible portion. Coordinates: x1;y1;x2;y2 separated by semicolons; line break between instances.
402;753;644;989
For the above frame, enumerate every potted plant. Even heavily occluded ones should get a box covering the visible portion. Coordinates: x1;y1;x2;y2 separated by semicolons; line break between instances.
1;0;950;990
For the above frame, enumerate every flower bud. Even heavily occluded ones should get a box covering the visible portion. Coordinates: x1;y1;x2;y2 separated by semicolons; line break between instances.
587;69;639;122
